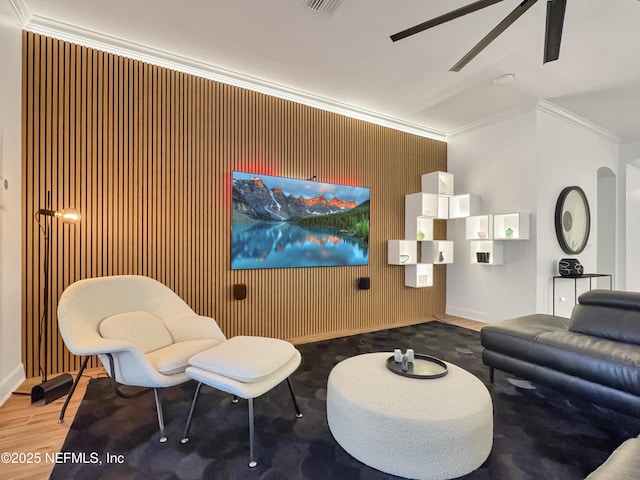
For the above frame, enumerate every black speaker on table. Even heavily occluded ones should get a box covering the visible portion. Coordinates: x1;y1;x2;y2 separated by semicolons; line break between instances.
559;258;583;277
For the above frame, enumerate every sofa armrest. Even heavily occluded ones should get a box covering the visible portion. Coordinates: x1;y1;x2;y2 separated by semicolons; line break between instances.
585;435;640;479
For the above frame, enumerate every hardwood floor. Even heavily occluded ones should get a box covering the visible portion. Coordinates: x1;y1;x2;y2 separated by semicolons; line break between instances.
0;367;106;480
433;313;485;332
0;316;484;480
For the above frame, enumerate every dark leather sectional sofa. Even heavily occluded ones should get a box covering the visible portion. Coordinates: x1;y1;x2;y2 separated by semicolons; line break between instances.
480;289;640;479
481;289;640;415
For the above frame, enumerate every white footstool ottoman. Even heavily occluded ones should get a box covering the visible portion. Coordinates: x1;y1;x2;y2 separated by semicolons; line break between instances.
181;336;303;467
327;352;493;480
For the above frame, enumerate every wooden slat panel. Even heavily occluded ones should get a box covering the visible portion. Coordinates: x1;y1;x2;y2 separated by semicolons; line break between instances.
22;32;448;377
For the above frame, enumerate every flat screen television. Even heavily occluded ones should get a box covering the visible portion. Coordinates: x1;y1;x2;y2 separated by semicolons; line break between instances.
231;171;370;269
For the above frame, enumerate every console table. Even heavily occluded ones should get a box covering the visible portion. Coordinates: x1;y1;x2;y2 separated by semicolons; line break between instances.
552;273;613;315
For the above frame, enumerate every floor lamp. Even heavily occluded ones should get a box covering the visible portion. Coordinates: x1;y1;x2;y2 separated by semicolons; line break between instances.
31;195;81;405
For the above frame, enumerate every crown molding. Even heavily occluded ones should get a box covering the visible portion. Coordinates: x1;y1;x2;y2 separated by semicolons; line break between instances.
446;98;622;144
621;135;640;145
24;14;446;142
537;99;621;143
445;102;537;139
9;0;31;25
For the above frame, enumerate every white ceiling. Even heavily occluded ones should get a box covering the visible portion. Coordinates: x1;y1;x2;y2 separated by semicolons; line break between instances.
14;0;640;141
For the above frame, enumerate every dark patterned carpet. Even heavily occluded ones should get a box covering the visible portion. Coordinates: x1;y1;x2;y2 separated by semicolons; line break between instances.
52;321;640;480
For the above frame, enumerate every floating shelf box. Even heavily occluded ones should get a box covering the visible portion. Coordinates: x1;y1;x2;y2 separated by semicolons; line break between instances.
422;171;454;197
388;240;418;265
470;241;504;265
449;194;481;219
422;241;454;264
465;215;494;240
493;213;530;240
405;263;434;288
436;196;449;219
406;193;438;218
405;215;434;241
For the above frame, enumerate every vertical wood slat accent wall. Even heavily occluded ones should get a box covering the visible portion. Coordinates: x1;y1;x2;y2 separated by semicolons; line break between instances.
22;31;448;377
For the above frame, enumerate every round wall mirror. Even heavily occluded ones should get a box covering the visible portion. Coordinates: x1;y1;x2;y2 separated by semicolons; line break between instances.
554;186;590;254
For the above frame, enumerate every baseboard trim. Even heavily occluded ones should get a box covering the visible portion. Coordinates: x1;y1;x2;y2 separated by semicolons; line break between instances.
287;316;438;345
0;363;26;407
446;306;501;324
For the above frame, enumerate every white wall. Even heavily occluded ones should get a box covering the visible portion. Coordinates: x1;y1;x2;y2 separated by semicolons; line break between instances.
619;140;640;292
596;167;616;288
535;108;619;318
0;3;24;405
625;163;640;291
447;104;620;323
447;111;538;322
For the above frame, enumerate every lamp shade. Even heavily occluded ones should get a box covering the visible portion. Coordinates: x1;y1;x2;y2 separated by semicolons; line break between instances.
38;208;81;224
56;208;81;224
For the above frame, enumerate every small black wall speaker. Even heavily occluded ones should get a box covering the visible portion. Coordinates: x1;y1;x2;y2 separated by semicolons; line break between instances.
233;284;247;300
559;258;583;277
357;277;370;290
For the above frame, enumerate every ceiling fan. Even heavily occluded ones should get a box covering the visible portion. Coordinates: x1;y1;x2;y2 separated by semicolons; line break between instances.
390;0;567;72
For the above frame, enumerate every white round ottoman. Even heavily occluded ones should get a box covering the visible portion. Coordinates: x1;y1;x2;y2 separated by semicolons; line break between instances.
327;352;493;480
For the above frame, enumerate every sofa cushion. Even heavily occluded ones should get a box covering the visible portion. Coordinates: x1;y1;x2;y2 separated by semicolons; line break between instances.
579;289;640;310
570;291;640;346
480;314;570;363
146;338;222;375
188;336;297;383
99;311;173;354
528;331;640;396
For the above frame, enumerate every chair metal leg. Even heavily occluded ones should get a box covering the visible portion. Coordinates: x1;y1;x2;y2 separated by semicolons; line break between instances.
104;354;162;441
106;353;147;399
181;382;203;444
248;398;257;468
58;356;89;423
286;378;303;419
244;378;301;468
181;377;300;467
153;388;168;443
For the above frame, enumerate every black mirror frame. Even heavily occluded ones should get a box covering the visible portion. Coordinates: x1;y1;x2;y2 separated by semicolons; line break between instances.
554;186;591;255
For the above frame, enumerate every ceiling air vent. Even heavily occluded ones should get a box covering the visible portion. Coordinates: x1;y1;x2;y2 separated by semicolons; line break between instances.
305;0;343;15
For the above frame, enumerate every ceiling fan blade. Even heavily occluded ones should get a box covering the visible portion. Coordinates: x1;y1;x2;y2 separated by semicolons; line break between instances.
390;0;504;42
450;0;539;72
543;0;567;63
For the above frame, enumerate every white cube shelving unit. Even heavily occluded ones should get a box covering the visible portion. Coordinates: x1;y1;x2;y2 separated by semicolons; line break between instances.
405;263;434;288
395;173;530;271
422;240;454;264
390;171;500;287
422;171;454;197
449;194;481;219
465;215;494;240
388;240;418;265
470;241;504;266
493;213;530;240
